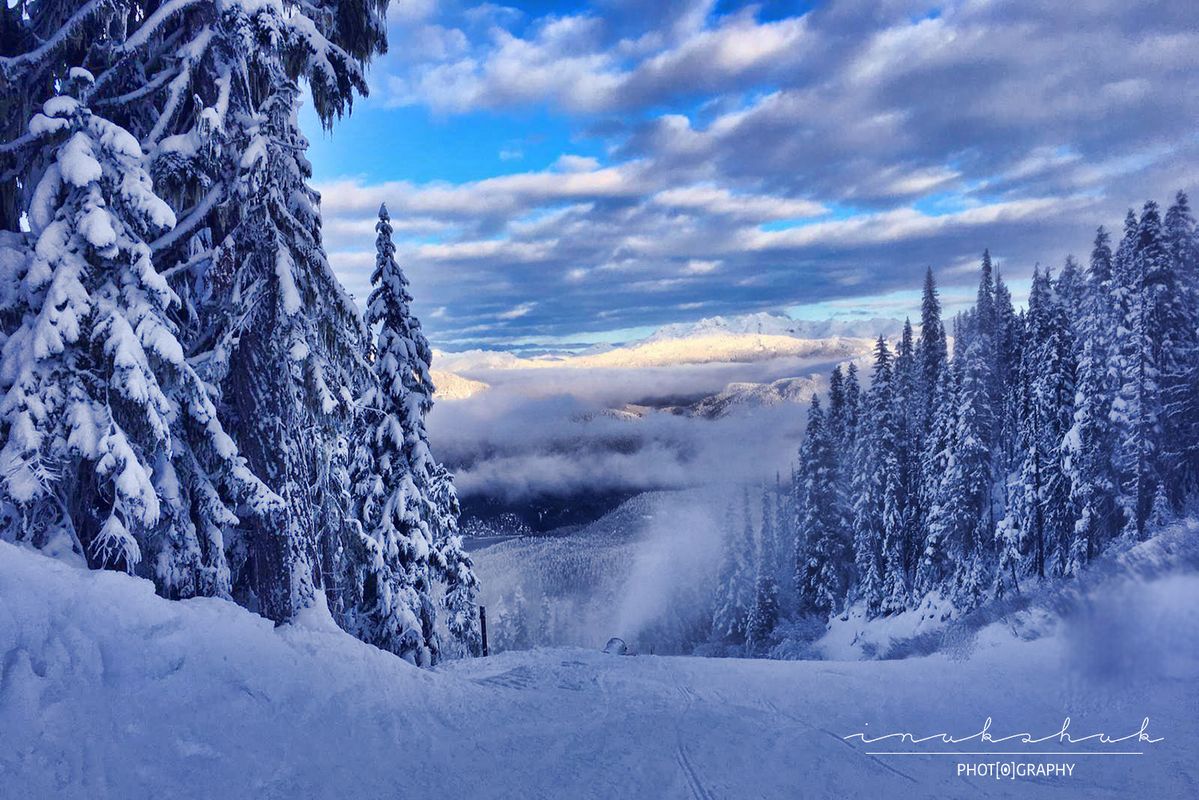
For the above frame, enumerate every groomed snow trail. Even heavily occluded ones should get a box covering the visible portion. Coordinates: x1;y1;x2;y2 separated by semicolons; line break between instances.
1;541;1196;799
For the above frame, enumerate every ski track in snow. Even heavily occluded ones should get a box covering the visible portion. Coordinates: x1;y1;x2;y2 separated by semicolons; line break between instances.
671;676;714;800
1;541;1197;799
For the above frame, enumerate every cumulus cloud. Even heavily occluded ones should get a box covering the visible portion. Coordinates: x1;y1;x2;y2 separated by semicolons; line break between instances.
314;0;1199;349
380;1;813;114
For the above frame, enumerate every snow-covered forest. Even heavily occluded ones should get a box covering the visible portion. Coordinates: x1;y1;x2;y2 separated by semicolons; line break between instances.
465;195;1199;662
703;196;1199;655
0;0;478;663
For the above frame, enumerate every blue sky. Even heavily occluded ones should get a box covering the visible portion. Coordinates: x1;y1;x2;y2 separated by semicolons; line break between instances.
303;0;1199;350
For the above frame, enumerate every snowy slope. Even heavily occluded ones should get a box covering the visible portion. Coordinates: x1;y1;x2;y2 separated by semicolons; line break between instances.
430;368;490;400
2;541;1196;799
672;375;821;418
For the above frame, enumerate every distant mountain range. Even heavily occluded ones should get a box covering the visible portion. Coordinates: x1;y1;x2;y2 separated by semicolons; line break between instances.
434;311;894;378
568;332;870;369
643;311;903;343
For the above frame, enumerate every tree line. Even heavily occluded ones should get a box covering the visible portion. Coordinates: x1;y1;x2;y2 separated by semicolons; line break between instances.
712;194;1198;653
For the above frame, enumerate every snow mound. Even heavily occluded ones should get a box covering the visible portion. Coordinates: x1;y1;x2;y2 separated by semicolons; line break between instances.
820;521;1199;661
2;540;1197;798
0;541;447;797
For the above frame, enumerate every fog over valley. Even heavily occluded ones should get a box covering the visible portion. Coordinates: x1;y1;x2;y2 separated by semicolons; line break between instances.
426;313;887;526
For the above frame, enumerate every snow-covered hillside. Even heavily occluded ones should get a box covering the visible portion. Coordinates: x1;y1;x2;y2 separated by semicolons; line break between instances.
3;539;1196;798
671;375;821;418
430;368;490;400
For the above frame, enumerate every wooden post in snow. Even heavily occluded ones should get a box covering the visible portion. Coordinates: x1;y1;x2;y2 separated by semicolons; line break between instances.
479;605;489;657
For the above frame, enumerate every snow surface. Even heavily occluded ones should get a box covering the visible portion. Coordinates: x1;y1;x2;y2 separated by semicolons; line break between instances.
2;540;1196;798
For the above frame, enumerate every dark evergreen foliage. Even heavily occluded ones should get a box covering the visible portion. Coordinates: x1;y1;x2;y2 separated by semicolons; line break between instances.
774;195;1199;628
0;0;480;664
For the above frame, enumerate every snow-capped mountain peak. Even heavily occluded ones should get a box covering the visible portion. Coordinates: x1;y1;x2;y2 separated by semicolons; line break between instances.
642;311;903;344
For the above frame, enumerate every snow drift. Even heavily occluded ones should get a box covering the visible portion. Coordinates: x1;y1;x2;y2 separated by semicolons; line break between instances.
3;539;1197;798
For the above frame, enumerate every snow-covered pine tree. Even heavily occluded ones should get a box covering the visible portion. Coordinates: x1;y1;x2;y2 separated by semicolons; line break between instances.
1109;202;1189;540
1055;257;1084;331
913;270;947;596
1110;209;1153;540
195;14;377;623
146;0;371;623
973;252;1004;530
796;396;849;616
785;197;1190;613
772;474;792;608
345;204;442;665
429;460;483;658
850;337;898;615
1044;262;1082;576
916;362;958;597
844;361;862;439
1;0;484;664
1015;267;1076;578
917;267;948;433
1063;228;1119;573
497;588;531;652
712;490;754;644
1148;483;1172;530
994;273;1023;483
849;414;882;613
0;81;278;596
892;319;921;602
357;210;477;658
745;485;780;655
2;0;392;626
827;364;847;440
1154;194;1199;505
927;258;1000;607
1162;193;1199;492
996;319;1033;598
825;363;857;588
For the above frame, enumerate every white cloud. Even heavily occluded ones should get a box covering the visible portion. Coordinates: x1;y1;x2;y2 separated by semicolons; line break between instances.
313;0;1198;349
653;185;825;220
684;259;720;274
498;302;538;320
380;3;814;114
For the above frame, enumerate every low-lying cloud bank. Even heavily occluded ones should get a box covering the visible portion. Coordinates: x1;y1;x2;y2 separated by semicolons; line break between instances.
427;352;851;506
